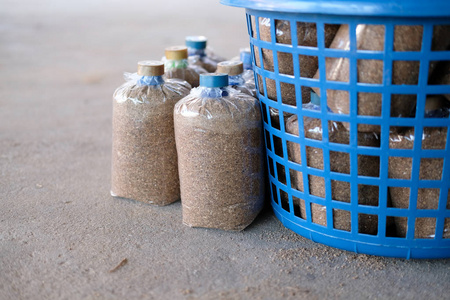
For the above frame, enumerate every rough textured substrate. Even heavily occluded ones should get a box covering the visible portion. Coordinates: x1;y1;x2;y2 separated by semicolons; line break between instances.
1;1;449;299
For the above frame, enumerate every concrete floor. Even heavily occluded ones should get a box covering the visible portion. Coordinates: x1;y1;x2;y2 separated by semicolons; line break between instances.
1;0;449;299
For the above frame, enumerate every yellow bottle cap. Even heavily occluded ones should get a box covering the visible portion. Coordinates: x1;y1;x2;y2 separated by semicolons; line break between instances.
165;46;188;60
137;61;165;76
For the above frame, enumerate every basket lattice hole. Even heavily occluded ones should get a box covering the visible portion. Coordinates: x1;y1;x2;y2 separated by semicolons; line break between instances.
417;188;440;209
358;213;378;235
280;190;290;212
273;135;284;158
304;117;322;141
389;187;410;208
287;141;300;163
388;157;412;179
301;86;313;104
303;100;321;111
276;162;287;185
358;130;381;147
358;184;379;206
394;25;423;51
265;130;272;151
250;15;257;38
308;175;325;198
293;196;306;219
268;156;275;177
357;92;382;116
356;24;385;51
297;22;318;47
265;78;277;101
269;107;280;129
278;51;293;75
333;209;351;231
256;73;265;96
258;17;271;42
444;218;450;239
432;25;450;51
392;61;420;85
447;190;450;209
357;59;383;84
325;23;346;49
424;96;450;118
274;19;291;44
331;180;350;202
419;158;444;180
261;48;274;72
299;54;318;78
326;57;349;82
311;202;326;226
392;217;408;238
389;126;414;149
271;183;279;204
329;121;350;144
422;127;447;149
429;60;450;85
386;216;398;237
286;119;299;137
280;82;296;106
358;154;380;177
330;151;349;174
415;217;436;239
306;146;323;169
326;90;349;114
253;45;261;68
261;102;268;124
357;124;381;136
289;169;304;192
390;94;417;117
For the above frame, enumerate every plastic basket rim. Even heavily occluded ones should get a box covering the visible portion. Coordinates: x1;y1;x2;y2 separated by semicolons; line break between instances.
221;0;450;17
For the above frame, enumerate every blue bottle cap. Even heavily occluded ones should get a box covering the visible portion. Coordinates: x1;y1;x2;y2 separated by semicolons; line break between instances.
310;90;321;106
240;48;252;66
185;36;207;49
200;73;229;88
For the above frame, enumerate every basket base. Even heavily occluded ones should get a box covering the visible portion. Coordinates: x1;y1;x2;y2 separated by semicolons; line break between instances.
272;201;450;259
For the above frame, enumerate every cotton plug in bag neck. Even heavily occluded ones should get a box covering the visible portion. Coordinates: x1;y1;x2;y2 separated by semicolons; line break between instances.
216;61;256;97
162;46;203;88
136;60;165;87
217;61;244;84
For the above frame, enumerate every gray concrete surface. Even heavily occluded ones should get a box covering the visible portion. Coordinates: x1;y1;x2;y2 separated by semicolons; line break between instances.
1;1;449;299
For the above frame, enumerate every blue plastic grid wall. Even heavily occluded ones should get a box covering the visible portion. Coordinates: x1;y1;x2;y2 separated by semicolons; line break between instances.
246;9;450;259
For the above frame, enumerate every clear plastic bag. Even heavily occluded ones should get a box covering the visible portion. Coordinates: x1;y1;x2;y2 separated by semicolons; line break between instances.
174;75;264;231
216;61;256;97
286;102;380;233
162;46;207;88
111;61;191;205
230;49;256;93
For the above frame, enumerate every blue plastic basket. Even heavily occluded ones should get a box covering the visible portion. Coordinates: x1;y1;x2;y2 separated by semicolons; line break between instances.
222;0;450;258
